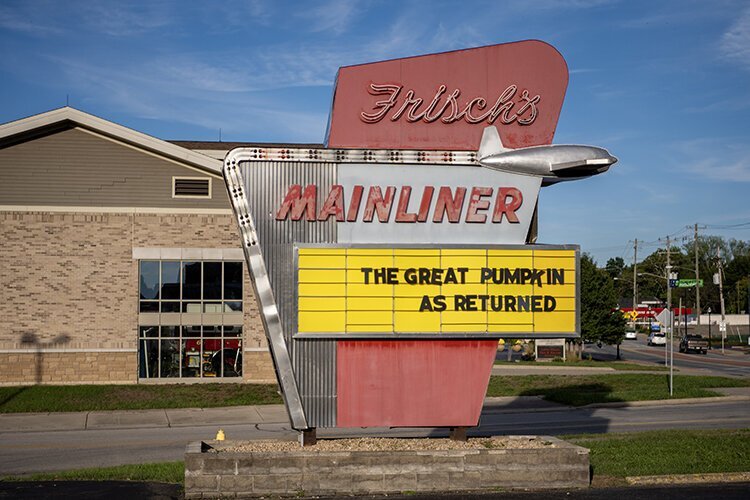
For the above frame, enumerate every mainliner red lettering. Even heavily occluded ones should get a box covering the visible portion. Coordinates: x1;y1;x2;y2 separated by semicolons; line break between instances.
417;186;434;222
360;83;540;126
433;186;466;223
465;187;493;223
363;186;396;222
394;186;418;223
275;185;523;224
317;184;345;222
275;184;317;221
492;187;523;223
346;185;364;222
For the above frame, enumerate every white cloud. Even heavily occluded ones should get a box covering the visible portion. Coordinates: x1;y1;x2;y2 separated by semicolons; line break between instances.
672;138;750;182
684;158;750;182
80;2;172;36
0;2;65;36
295;0;359;35
720;6;750;70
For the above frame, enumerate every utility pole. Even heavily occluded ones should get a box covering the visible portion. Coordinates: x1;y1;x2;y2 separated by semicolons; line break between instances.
633;238;638;322
666;236;673;395
717;247;726;354
694;224;700;327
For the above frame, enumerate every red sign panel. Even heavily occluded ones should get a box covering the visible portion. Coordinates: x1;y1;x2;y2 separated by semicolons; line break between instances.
327;40;568;151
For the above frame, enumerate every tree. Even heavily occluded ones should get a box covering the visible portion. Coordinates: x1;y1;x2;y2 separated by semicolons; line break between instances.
581;254;627;358
605;257;625;279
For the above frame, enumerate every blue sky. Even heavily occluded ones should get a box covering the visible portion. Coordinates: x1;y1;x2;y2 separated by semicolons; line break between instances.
1;0;749;265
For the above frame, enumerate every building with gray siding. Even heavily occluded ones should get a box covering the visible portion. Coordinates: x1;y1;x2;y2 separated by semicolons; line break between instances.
0;107;279;385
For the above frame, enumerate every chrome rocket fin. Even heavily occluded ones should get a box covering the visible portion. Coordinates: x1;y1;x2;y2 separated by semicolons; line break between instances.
550;157;615;172
478;125;509;159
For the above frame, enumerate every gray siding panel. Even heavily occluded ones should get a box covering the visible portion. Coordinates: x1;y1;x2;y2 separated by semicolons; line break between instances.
0;128;228;209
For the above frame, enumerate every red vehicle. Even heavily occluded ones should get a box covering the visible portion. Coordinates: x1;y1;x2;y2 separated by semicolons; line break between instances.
184;338;242;377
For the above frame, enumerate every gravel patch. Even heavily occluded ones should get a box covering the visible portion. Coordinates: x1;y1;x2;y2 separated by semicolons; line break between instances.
217;436;557;453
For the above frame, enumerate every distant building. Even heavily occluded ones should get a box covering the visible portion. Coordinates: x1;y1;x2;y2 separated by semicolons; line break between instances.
0;107;284;385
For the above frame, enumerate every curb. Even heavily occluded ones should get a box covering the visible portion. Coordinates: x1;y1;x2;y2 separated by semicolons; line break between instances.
626;471;750;485
479;394;750;415
583;394;750;409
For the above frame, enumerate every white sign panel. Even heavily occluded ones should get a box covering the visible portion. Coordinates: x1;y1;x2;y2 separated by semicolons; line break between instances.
336;163;541;245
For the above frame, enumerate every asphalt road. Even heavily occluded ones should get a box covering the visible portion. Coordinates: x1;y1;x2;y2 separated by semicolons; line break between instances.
584;334;750;378
2;481;750;500
2;399;748;475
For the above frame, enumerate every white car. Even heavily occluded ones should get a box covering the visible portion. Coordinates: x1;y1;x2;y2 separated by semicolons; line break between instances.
647;332;666;346
625;329;638;340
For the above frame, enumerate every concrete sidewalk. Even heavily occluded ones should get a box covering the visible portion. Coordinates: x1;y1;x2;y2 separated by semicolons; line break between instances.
0;403;289;432
2;389;749;434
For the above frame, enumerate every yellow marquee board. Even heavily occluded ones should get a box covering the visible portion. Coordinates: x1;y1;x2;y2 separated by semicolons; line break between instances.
295;246;579;337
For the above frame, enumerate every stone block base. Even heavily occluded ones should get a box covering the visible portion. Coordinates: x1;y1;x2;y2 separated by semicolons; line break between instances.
185;437;590;498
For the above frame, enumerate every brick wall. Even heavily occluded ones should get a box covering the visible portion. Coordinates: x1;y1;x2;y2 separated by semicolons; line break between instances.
0;352;135;385
0;210;274;385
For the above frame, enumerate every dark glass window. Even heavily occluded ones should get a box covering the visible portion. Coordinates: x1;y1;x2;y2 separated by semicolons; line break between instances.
181;337;201;378
139;261;159;300
161;261;181;300
183;262;201;300
224;262;243;300
138;324;242;379
139;339;159;378
160;301;180;313
202;325;222;337
161;326;179;337
203;262;222;300
140;301;159;313
139;260;244;379
160;339;180;377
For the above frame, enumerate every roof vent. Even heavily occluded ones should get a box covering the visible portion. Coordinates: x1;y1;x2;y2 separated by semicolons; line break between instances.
173;177;211;198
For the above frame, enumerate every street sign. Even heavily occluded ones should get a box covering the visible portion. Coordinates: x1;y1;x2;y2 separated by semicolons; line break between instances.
668;279;678;288
676;279;703;288
719;322;727;333
655;309;671;326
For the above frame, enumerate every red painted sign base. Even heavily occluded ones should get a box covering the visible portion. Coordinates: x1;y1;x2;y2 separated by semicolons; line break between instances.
336;340;497;427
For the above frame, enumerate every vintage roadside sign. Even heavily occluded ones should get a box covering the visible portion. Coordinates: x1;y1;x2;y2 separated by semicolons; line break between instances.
327;40;568;151
224;40;613;436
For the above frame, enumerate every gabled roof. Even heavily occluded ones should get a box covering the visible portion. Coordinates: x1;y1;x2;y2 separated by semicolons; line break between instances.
0;107;221;175
170;140;323;150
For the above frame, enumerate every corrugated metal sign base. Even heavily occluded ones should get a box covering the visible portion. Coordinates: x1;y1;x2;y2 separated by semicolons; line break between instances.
336;339;497;427
241;161;338;427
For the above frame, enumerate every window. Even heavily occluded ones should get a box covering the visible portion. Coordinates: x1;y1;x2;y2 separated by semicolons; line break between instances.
172;177;211;198
139;325;242;378
138;261;243;313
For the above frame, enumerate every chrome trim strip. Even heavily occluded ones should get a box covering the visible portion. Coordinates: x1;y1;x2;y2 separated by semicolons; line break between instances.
227;146;477;165
223;150;309;430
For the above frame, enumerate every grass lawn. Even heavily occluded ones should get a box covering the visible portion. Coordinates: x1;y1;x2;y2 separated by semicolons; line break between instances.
1;373;746;413
569;428;750;478
495;359;668;371
486;373;750;406
2;461;184;484
0;383;282;413
4;429;748;485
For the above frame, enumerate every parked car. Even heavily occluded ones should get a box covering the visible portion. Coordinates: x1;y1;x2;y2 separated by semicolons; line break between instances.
647;332;666;346
679;334;708;354
624;328;638;340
